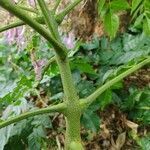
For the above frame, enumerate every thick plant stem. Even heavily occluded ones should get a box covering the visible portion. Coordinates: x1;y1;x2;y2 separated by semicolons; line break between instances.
55;55;83;149
65;108;84;150
0;0;83;149
56;55;78;101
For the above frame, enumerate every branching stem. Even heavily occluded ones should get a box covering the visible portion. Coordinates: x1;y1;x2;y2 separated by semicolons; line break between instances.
37;0;61;40
0;0;67;59
1;0;147;150
0;0;83;33
0;17;44;33
80;57;150;109
56;0;83;23
0;103;66;129
18;6;38;14
53;0;61;12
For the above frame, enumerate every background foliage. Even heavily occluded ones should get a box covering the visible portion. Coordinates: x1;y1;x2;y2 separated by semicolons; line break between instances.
0;0;150;149
0;31;150;149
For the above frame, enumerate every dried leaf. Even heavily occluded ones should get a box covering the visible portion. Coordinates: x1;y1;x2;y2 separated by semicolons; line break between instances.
126;120;138;133
111;132;126;150
116;132;126;149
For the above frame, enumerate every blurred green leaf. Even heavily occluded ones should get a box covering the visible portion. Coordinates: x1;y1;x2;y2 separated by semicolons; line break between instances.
0;125;14;150
32;114;52;129
81;110;100;132
98;90;112;110
131;0;142;14
144;0;150;10
104;12;119;39
110;0;130;12
138;136;150;150
133;14;144;28
81;37;99;51
143;17;150;35
77;80;95;98
123;88;150;124
71;58;96;74
28;124;47;150
0;75;32;106
98;0;106;15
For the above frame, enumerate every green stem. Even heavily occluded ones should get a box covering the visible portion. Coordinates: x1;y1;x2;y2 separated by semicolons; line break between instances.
56;0;83;23
36;0;83;147
37;0;60;40
81;57;150;109
0;0;83;33
55;55;84;149
0;0;84;149
0;0;67;59
0;103;66;129
0;17;44;33
56;55;78;102
18;6;38;14
0;21;24;33
65;108;84;150
53;0;61;12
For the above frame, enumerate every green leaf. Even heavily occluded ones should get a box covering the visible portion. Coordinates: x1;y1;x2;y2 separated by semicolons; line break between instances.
110;0;130;12
71;59;96;74
131;3;143;20
143;17;150;35
81;37;99;50
28;133;41;150
32;114;52;129
99;51;114;64
144;0;150;11
32;35;40;48
131;0;142;14
133;13;144;28
122;33;150;51
10;120;29;137
111;81;123;90
28;126;45;150
0;125;14;150
102;69;114;83
98;90;112;110
104;12;119;39
77;80;95;98
138;136;150;150
98;0;106;14
123;88;150;124
98;0;108;18
112;50;149;65
0;76;32;106
5;136;26;150
49;63;59;76
81;110;101;132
